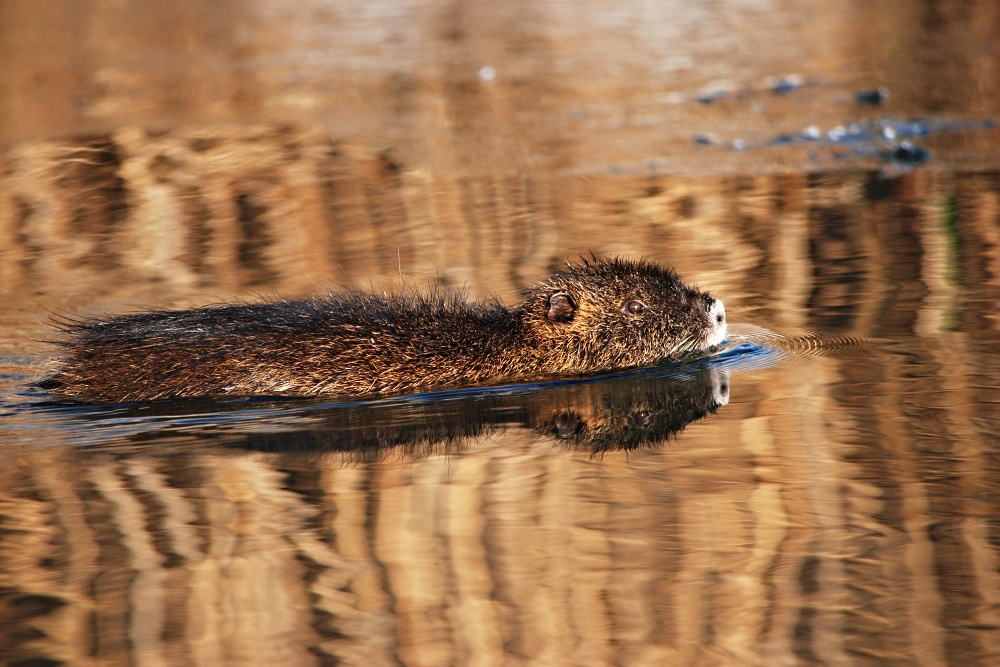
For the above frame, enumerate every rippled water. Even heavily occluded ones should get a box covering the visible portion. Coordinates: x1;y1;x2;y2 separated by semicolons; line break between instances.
3;2;1000;666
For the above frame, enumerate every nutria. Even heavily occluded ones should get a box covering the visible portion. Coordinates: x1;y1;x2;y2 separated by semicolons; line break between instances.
43;257;727;403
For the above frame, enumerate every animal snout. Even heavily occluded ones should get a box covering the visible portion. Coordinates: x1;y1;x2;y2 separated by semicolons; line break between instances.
705;298;727;347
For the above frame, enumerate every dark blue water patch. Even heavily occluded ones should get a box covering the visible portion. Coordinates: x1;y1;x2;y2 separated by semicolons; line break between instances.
889;142;931;164
768;75;805;95
710;340;784;372
696;89;730;104
0;354;49;394
694;116;996;166
856;86;890;106
0;353;45;365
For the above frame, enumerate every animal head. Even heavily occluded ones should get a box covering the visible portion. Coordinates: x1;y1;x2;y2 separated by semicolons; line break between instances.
523;257;726;373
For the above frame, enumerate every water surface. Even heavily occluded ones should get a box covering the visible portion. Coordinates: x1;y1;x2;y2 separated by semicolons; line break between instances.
2;2;1000;666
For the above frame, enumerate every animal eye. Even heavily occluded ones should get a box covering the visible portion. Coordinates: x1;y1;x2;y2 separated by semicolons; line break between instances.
622;300;646;315
629;410;654;426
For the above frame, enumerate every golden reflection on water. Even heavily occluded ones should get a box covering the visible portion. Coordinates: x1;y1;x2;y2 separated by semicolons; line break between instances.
3;136;1000;664
3;1;1000;666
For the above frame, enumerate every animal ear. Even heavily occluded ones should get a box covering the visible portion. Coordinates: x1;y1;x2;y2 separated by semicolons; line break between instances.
547;291;576;325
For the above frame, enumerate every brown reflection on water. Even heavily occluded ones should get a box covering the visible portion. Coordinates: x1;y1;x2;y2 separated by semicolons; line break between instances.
3;369;1000;666
4;131;1000;665
0;421;764;666
4;1;1000;665
4;137;1000;664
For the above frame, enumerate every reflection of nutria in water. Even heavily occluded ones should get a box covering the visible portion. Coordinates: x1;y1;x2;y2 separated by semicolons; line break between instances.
88;366;731;456
534;366;730;452
43;258;727;403
247;366;730;456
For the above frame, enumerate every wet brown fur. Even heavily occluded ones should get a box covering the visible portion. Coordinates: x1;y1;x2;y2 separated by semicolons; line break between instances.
44;258;725;402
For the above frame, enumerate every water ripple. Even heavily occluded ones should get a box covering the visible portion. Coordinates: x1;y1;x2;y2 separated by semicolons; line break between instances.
720;323;891;367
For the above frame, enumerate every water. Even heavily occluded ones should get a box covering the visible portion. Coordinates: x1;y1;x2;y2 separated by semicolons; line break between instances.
3;1;1000;666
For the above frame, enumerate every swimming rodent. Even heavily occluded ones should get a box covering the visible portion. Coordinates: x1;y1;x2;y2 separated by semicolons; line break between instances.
43;257;727;403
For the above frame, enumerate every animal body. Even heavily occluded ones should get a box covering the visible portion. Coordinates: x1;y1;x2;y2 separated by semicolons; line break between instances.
45;258;727;402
